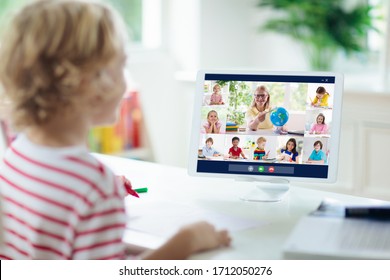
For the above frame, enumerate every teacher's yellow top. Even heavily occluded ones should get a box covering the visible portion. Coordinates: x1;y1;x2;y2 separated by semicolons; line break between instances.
245;106;273;130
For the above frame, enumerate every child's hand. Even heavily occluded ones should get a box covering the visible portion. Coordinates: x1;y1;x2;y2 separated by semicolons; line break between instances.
180;221;231;253
280;153;289;161
141;221;231;259
211;118;218;125
117;175;139;198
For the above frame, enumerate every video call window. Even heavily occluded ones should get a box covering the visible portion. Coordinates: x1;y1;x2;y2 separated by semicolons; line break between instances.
195;74;339;179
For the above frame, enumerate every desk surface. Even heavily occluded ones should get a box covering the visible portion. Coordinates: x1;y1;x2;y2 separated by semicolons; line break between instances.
93;153;386;260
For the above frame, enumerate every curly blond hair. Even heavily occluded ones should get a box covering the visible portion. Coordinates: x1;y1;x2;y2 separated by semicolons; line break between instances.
0;0;127;130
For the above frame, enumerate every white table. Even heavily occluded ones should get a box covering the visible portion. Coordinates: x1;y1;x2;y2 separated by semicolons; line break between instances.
93;153;387;260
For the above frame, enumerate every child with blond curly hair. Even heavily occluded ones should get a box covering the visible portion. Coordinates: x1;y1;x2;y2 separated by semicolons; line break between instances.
0;0;230;260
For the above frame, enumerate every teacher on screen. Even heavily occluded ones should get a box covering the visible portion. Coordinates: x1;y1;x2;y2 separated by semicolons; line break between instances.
246;85;273;131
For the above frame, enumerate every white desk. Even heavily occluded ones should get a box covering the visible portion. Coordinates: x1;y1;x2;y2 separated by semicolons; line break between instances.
93;153;388;260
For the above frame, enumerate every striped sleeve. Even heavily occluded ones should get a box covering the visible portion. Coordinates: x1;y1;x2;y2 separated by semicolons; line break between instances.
64;155;128;259
72;193;127;260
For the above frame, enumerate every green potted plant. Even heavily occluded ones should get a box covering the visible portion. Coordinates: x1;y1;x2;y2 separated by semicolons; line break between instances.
224;81;252;129
258;0;378;70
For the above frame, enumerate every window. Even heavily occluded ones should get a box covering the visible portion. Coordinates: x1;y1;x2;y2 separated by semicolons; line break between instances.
106;0;143;44
0;0;160;49
368;0;387;53
336;0;390;91
107;0;161;48
263;83;307;112
0;0;28;27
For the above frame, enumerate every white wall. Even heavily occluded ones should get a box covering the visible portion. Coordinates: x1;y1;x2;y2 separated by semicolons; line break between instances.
128;50;181;166
199;0;307;70
199;0;253;69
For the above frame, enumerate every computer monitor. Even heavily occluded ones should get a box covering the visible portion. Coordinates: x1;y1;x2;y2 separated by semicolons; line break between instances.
188;70;344;202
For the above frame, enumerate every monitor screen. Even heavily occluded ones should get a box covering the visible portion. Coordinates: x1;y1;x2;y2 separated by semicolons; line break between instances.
188;70;344;184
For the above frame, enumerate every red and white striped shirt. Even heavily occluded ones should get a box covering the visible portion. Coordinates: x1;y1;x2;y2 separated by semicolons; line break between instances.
0;134;128;259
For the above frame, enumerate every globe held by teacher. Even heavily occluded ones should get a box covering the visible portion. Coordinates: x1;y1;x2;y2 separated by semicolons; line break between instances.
270;107;289;126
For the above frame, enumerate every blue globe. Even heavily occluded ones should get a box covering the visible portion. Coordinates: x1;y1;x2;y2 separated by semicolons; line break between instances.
270;107;289;126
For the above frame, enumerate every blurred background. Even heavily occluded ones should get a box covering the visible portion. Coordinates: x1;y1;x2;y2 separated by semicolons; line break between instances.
1;0;390;200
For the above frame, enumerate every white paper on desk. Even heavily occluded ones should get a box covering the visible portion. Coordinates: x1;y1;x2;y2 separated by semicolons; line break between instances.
126;201;267;238
283;215;390;259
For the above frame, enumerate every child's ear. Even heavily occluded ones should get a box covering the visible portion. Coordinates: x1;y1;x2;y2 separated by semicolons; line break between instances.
87;70;115;102
83;71;109;104
94;70;114;89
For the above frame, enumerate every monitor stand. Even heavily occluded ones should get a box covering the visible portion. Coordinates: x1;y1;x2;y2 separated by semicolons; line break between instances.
239;178;290;202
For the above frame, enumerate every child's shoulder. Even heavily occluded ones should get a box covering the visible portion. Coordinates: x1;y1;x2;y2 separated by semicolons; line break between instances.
74;154;121;198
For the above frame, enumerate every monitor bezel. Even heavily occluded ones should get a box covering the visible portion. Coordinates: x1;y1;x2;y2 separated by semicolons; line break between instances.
188;69;344;183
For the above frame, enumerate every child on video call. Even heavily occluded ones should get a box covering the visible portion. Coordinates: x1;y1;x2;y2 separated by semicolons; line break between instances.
228;137;247;159
203;110;222;134
202;137;221;157
209;84;225;105
310;113;329;134
0;0;230;260
280;138;299;162
307;140;327;164
253;137;269;160
311;86;330;107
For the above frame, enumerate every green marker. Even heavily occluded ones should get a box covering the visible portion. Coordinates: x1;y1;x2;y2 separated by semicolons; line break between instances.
135;187;148;193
